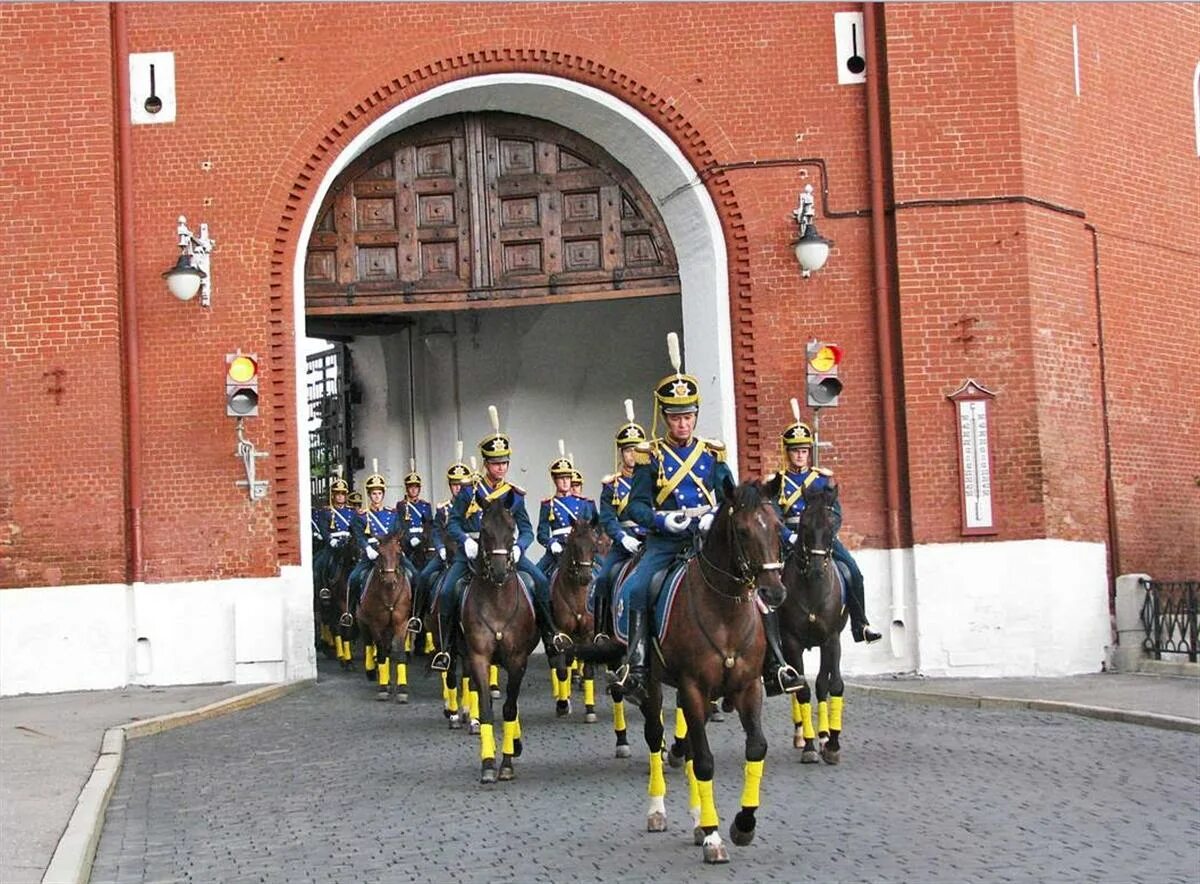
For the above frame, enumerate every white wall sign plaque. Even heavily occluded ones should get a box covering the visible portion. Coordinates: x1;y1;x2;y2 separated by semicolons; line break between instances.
948;379;998;535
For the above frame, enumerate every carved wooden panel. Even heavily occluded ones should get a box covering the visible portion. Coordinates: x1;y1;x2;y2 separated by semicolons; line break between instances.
305;112;679;313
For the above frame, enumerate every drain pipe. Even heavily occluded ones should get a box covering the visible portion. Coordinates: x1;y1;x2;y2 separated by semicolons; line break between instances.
863;3;906;655
113;3;144;584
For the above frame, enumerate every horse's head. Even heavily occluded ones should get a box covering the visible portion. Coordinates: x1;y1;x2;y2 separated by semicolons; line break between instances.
374;531;405;582
563;515;601;582
478;495;517;585
799;481;839;562
706;475;786;608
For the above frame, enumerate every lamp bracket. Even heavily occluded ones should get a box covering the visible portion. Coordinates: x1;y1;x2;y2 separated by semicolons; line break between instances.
235;419;269;501
176;215;215;308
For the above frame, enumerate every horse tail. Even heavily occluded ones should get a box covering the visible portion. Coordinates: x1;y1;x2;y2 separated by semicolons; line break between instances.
569;639;625;668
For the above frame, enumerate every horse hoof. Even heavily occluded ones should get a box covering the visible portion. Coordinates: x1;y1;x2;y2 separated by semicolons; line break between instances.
707;708;725;723
693;826;705;846
480;766;497;785
584;711;597;724
443;708;453;719
793;731;805;749
614;743;632;759
730;811;757;846
821;747;841;765
498;763;515;782
490;688;500;700
667;744;686;769
512;738;523;758
702;836;729;864
375;690;389;701
556;700;571;718
468;720;481;735
647;811;667;833
395;692;408;705
800;748;820;764
449;715;462;730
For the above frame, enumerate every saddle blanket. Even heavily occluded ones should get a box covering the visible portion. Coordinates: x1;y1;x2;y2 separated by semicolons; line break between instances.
612;561;688;646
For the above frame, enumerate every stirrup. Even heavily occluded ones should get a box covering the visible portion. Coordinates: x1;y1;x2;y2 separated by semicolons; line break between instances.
775;663;803;694
430;651;451;672
610;663;631;687
318;587;331;601
593;632;610;644
338;612;353;628
406;616;423;635
550;632;573;654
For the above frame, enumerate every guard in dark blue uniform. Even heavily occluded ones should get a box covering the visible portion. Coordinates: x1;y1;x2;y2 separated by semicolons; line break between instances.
347;462;398;605
535;443;596;576
395;460;431;582
412;445;471;631
314;475;356;598
612;333;739;705
775;405;881;649
431;407;571;671
592;399;649;637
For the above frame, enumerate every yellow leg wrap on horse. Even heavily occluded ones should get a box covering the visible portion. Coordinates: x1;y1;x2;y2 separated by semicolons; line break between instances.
342;639;353;662
404;633;413;653
424;632;435;654
514;717;522;740
397;662;407;687
612;700;626;731
448;685;459;711
469;687;480;720
489;664;499;689
800;702;816;740
674;707;688;740
686;760;700;812
818;701;830;734
479;722;495;761
502;720;517;755
584;679;595;706
378;659;390;686
741;759;765;809
647;749;666;798
440;672;449;701
549;669;561;698
334;635;343;658
559;673;571;701
791;695;803;726
320;624;332;645
364;645;376;671
696;778;719;828
830;695;844;732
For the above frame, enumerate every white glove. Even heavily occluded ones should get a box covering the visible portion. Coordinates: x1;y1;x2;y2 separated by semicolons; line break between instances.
620;534;641;554
438;547;447;562
697;512;715;535
663;511;691;534
512;545;522;563
408;536;421;548
365;546;379;561
550;541;563;555
328;537;341;548
786;531;799;547
463;537;479;560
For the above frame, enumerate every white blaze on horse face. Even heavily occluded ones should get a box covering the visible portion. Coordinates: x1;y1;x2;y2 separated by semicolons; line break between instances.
755;512;768;531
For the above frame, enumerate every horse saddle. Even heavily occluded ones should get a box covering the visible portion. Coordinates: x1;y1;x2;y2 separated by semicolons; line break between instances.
835;560;851;606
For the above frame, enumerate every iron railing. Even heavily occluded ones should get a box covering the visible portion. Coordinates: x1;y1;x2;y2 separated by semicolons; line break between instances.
306;343;356;503
1140;579;1199;663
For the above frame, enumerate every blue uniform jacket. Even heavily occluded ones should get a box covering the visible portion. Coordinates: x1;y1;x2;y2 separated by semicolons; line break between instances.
397;497;434;544
599;473;645;542
626;437;734;535
318;505;357;545
351;506;399;552
536;493;598;547
448;478;534;552
774;467;843;545
430;501;453;553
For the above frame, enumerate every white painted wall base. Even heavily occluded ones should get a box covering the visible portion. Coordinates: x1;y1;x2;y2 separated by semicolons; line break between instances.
0;567;316;697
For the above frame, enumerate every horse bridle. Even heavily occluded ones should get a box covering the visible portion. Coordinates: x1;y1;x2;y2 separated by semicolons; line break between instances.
698;504;783;599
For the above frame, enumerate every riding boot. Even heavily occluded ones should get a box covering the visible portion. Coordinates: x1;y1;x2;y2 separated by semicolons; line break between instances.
534;595;572;656
431;593;456;672
845;578;882;644
761;609;802;697
407;578;426;635
613;609;649;706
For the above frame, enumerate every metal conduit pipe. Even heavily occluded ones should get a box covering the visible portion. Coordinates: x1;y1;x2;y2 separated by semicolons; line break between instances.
113;3;144;584
864;3;907;654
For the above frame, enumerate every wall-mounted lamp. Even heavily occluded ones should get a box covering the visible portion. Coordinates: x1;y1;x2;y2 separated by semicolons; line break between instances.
162;215;214;307
792;184;832;277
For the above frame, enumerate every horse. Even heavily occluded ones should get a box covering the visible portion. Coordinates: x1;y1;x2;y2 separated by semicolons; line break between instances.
314;535;360;668
457;495;541;784
578;475;786;864
778;480;849;764
549;517;603;720
357;531;414;703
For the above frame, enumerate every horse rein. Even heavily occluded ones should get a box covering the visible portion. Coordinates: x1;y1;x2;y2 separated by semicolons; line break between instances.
698;506;783;600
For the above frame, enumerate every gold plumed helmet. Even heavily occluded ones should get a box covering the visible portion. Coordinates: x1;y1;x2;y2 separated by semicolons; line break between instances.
548;438;574;477
328;466;350;506
363;458;387;492
348;490;364;508
615;398;647;448
403;458;422;487
571;468;584;487
653;332;700;415
478;405;512;461
782;398;815;448
446;440;471;484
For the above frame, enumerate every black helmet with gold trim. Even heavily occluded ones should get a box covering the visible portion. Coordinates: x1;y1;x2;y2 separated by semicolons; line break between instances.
478;405;512;461
348;490;364;509
363;458;387;493
653;332;700;415
328;468;350;507
782;398;814;448
403;458;422;487
615;398;647;447
549;438;574;477
446;440;471;485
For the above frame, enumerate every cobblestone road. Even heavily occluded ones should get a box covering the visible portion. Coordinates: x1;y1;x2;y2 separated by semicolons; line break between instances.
92;657;1200;884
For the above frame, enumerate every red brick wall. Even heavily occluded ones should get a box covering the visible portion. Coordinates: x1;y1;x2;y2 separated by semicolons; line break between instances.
1;2;1194;588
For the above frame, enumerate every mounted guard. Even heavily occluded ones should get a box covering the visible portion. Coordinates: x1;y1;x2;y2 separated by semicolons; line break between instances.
412;442;471;634
348;460;399;607
397;459;434;572
535;440;597;578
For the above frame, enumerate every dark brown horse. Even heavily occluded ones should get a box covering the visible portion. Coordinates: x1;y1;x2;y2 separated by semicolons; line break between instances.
357;531;414;703
549;517;603;720
459;495;540;784
314;535;359;664
580;475;786;864
778;481;848;764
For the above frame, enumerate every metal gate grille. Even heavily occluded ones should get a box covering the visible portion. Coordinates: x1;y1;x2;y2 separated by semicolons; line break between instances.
306;343;355;503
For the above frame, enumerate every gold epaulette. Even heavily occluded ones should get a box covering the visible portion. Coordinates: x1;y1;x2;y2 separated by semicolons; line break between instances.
508;483;525;496
601;474;617;485
815;466;834;477
762;471;778;483
437;499;450;509
633;441;654;466
703;437;726;463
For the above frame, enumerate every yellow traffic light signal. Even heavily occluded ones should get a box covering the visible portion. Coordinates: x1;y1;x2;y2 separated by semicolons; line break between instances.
806;341;844;407
226;352;260;417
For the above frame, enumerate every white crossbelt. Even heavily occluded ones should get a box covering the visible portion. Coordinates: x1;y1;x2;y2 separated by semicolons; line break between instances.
619;519;638;529
407;526;423;533
550;526;573;537
784;516;801;526
466;531;480;540
673;505;712;520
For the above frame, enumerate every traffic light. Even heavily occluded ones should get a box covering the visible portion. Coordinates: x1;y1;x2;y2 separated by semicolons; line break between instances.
226;352;260;417
806;341;844;407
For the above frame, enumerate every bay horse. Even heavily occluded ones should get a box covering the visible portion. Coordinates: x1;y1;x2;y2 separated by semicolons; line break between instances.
315;536;359;668
357;531;414;703
549;517;603;720
778;481;849;764
579;475;786;864
459;495;540;784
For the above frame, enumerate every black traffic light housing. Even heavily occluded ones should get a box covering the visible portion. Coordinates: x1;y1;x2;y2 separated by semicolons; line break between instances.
806;341;844;407
226;352;260;417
